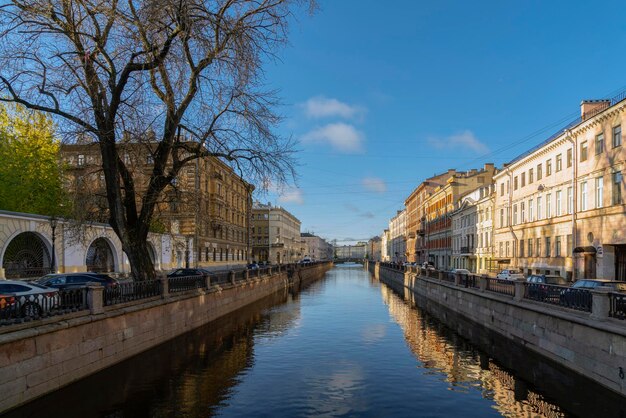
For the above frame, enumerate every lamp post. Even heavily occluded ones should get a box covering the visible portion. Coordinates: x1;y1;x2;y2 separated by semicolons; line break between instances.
49;216;58;273
185;235;191;268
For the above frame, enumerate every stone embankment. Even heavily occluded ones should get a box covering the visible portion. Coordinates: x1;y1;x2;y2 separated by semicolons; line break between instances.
370;261;626;398
0;262;332;412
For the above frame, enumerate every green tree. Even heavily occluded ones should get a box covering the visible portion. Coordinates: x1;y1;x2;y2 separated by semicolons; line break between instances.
0;104;67;216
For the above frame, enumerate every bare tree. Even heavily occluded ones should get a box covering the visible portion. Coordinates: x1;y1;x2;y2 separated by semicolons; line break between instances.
0;0;312;280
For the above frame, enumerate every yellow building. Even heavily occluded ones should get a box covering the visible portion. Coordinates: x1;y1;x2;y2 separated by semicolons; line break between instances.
61;142;253;269
493;95;626;280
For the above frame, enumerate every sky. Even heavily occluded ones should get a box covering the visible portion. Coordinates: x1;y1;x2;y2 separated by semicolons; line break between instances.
257;0;626;245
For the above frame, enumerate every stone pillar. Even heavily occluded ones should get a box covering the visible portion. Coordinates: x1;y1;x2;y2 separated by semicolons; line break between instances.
245;269;250;280
87;285;104;314
590;287;611;320
229;270;236;285
0;267;5;280
514;278;526;301
438;271;444;281
478;275;488;292
160;275;170;298
454;273;461;286
268;267;273;275
205;275;212;288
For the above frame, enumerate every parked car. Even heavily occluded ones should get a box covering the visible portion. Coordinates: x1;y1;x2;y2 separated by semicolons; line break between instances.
167;268;211;278
526;274;569;301
421;262;435;271
37;273;119;290
496;269;525;281
0;280;59;317
559;279;626;309
451;268;471;275
246;263;260;270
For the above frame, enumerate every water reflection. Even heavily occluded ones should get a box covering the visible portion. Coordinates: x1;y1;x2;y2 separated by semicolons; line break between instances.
380;277;625;418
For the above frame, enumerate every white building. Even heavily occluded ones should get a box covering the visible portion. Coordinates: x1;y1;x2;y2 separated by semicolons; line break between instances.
389;209;407;263
301;233;333;261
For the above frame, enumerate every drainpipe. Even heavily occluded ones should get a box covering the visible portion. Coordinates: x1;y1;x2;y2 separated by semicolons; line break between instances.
565;128;577;281
505;166;518;268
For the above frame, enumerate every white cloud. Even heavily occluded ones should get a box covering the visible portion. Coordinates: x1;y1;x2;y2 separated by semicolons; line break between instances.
302;96;364;119
428;130;489;154
278;187;304;205
301;123;364;153
362;177;387;193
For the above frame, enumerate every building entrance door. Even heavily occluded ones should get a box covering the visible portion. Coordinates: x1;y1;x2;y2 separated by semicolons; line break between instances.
615;245;626;281
583;254;596;279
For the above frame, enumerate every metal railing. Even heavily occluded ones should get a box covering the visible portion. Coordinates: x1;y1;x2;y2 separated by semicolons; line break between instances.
523;283;568;307
459;273;478;289
558;287;592;312
486;278;515;296
0;288;88;326
168;275;205;293
104;280;162;306
609;292;626;320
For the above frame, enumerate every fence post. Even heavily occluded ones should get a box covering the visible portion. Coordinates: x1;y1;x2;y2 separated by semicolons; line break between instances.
454;273;461;286
514;279;525;301
479;275;488;292
160;275;169;298
205;275;212;289
590;288;611;320
438;271;443;281
245;269;250;281
87;285;104;314
229;270;235;285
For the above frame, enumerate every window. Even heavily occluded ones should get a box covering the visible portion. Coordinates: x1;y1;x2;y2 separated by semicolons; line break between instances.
529;168;534;184
500;183;505;196
521;172;526;187
529;199;534;221
595;133;604;155
613;125;622;148
499;242;503;257
546;193;552;217
567;187;573;214
520;202;525;223
528;239;532;256
555;236;562;257
545;237;551;257
613;171;623;205
546;159;552;176
556;154;562;172
567;148;573;168
580;181;587;211
506;242;510;257
537;163;542;180
519;239;524;257
556;190;562;216
596;177;604;208
537;196;542;220
513;204;518;225
536;238;541;257
567;235;572;256
580;141;588;162
500;208;504;228
77;154;85;166
514;176;518;190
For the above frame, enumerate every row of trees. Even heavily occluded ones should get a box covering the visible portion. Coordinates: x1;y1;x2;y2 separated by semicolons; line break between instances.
0;0;313;280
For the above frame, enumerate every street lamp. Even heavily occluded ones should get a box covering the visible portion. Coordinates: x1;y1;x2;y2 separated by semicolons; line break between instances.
49;216;58;273
185;235;191;268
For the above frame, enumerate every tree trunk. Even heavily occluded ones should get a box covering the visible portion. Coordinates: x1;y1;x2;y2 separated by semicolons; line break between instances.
123;235;156;281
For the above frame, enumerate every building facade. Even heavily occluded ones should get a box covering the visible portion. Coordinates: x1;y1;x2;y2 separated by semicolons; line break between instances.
493;97;626;280
301;232;333;261
381;229;390;261
61;142;253;269
367;236;382;261
389;209;407;263
335;242;367;259
251;202;302;264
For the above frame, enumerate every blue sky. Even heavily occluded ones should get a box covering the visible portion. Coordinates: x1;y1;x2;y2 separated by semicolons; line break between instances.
258;0;626;244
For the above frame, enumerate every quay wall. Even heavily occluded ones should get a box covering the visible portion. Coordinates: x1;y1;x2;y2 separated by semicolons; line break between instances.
373;263;626;397
0;263;331;412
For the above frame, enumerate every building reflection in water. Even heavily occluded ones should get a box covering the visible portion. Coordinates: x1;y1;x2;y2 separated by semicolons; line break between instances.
378;280;622;418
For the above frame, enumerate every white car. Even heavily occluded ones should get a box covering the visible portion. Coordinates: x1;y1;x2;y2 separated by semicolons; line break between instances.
451;268;471;275
496;269;525;281
0;280;60;318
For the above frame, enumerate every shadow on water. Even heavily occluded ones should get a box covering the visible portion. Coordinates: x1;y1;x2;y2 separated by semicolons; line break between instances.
2;287;302;418
379;275;626;418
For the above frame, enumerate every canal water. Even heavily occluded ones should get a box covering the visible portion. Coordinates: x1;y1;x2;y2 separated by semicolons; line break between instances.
4;265;625;418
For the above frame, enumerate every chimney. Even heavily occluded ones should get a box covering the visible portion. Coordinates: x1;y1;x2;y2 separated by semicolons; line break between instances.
581;99;610;121
483;163;494;172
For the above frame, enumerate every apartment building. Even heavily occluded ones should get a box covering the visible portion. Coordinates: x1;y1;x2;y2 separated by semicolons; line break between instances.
367;236;382;261
424;164;496;270
381;229;390;261
335;242;367;259
404;171;452;263
61;142;253;269
301;232;333;261
251;202;302;264
389;209;407;263
451;184;495;273
493;96;626;280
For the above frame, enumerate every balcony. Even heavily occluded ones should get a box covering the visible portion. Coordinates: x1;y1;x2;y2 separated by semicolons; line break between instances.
271;243;285;248
460;246;474;255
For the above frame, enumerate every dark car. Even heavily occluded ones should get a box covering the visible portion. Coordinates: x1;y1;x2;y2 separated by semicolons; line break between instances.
559;279;626;310
37;273;119;290
247;263;260;270
167;268;210;278
526;274;569;301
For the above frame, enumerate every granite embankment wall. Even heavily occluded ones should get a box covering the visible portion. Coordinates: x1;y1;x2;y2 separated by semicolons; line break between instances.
0;263;331;412
373;263;626;397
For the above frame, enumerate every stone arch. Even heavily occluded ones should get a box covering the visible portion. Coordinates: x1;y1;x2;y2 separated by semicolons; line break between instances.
1;231;52;278
86;237;117;272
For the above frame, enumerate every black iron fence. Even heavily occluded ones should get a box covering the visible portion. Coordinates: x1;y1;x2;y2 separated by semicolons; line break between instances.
609;293;626;319
169;275;205;293
486;278;515;296
459;273;478;289
0;288;88;326
104;280;162;306
524;283;569;307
